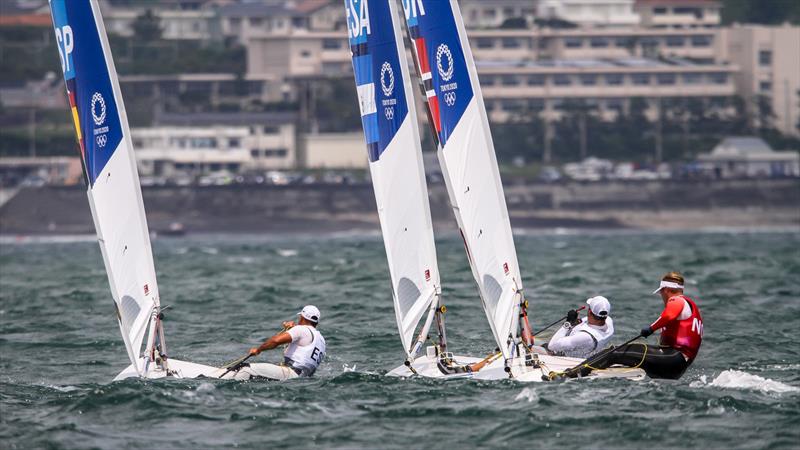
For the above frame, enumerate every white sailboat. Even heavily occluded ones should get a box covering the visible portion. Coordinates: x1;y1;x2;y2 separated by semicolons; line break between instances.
344;0;485;374
49;0;218;381
391;0;643;382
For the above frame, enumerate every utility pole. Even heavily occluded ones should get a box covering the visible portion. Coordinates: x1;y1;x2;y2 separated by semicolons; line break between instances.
28;108;37;158
578;109;587;160
654;97;662;164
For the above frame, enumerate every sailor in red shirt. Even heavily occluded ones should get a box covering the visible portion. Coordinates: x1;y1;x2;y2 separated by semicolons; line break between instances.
557;272;703;380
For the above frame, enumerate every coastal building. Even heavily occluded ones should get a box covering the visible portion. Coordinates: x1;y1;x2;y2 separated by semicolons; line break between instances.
132;112;298;177
536;0;640;28
300;132;366;169
696;136;800;178
716;24;800;137
98;0;224;41
635;0;721;29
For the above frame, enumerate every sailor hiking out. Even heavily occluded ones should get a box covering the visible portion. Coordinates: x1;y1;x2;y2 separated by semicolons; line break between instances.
222;305;326;381
560;272;703;380
546;296;615;358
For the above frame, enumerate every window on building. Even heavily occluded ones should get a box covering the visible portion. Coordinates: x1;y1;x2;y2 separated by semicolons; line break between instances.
657;73;676;85
483;9;497;19
264;149;288;157
708;72;727;84
675;7;702;17
263;125;279;134
527;75;545;86
612;37;628;48
250;149;261;158
631;73;650;85
502;38;521;49
580;74;597;85
605;98;624;112
690;35;712;47
590;37;609;48
564;37;582;48
502;75;519;86
759;50;772;66
683;73;702;84
249;18;263;27
554;75;572;86
323;39;341;49
228;138;240;148
759;81;772;92
481;75;495;86
653;7;667;14
477;38;494;49
300;50;311;58
133;139;144;148
605;74;624;85
528;99;545;111
501;100;525;113
666;36;685;47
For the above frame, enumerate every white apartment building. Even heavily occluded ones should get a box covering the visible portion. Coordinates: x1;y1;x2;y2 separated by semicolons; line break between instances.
635;0;722;29
537;0;641;28
717;24;800;136
132;113;298;177
100;2;222;41
459;0;537;28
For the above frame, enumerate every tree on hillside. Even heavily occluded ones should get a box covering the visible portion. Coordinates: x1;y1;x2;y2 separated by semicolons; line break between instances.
721;0;800;24
133;9;162;42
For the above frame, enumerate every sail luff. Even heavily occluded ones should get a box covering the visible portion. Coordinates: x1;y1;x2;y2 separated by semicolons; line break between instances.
344;0;442;355
49;0;161;371
401;0;525;358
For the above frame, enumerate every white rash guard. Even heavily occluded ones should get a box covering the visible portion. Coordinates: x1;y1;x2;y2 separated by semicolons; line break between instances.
547;318;614;358
283;325;326;376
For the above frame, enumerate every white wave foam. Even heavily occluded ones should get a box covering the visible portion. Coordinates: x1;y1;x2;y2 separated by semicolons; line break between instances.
277;249;298;257
515;387;539;403
342;363;357;373
702;370;799;394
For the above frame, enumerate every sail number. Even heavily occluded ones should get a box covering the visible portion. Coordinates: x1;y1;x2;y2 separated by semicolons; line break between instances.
403;0;426;19
346;0;371;38
55;25;74;73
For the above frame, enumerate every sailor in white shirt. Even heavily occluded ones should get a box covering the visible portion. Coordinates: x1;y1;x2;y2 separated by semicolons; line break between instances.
546;296;614;358
247;305;327;377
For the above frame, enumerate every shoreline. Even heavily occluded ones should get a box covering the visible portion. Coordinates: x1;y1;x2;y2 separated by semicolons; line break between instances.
1;181;797;235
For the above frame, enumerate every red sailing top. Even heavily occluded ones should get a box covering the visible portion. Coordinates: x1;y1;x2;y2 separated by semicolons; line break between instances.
650;295;703;361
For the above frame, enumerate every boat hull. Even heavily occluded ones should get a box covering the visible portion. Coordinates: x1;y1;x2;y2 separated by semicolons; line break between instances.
113;358;219;381
388;353;645;382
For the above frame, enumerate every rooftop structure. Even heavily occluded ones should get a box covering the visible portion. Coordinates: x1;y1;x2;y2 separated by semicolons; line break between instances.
536;0;641;28
696;136;800;178
635;0;721;29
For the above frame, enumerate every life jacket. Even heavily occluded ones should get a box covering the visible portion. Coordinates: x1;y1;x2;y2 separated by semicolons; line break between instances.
556;318;615;358
658;295;703;361
283;325;326;376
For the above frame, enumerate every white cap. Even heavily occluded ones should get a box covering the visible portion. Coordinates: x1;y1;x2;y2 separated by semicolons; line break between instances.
298;305;320;323
586;296;611;318
653;280;684;294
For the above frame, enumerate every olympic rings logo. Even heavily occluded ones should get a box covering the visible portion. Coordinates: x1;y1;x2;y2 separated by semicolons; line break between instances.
443;92;457;106
385;107;394;120
96;134;108;147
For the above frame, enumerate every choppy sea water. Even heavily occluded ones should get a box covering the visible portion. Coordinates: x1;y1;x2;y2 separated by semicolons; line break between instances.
1;230;799;449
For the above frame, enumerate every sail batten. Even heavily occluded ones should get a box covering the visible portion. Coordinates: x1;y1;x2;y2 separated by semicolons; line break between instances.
49;0;160;369
401;0;525;358
344;0;442;354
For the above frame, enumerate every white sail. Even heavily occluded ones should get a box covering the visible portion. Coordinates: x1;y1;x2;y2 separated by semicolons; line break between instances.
344;0;441;355
401;0;525;358
49;0;160;373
